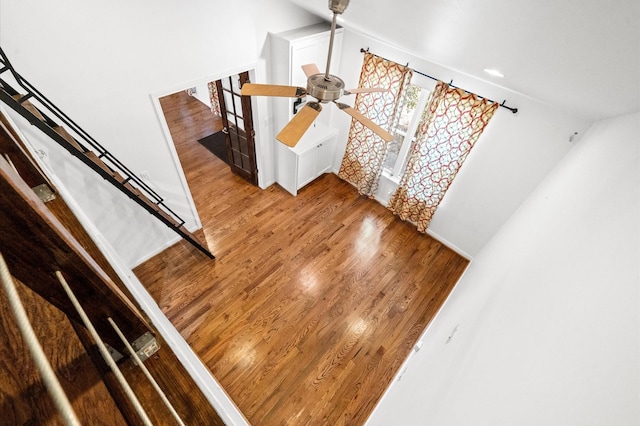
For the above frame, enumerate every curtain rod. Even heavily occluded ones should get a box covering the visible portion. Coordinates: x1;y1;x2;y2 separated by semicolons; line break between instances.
360;48;518;114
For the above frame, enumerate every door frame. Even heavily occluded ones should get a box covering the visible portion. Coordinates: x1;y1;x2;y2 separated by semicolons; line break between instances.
149;65;270;228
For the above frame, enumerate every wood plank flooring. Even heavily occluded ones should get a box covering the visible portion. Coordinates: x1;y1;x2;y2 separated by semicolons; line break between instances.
134;91;469;425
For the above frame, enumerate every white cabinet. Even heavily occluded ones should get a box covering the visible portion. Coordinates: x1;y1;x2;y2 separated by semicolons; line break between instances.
269;23;344;195
276;122;338;195
270;23;344;129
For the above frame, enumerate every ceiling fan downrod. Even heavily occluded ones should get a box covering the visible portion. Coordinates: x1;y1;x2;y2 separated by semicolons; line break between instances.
325;0;350;80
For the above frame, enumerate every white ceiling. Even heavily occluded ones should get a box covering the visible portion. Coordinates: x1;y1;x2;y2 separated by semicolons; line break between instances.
289;0;640;122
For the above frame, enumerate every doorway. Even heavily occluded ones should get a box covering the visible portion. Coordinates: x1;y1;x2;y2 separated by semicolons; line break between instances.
153;76;257;234
156;70;259;189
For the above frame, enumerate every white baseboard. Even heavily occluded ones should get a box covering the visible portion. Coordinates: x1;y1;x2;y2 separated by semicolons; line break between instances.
9;117;249;424
64;203;249;425
131;234;181;268
425;228;472;261
335;171;472;261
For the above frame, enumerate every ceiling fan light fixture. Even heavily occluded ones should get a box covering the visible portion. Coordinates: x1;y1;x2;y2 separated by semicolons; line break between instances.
484;68;504;78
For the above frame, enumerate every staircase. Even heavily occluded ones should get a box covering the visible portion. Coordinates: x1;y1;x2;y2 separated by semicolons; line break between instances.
0;47;213;259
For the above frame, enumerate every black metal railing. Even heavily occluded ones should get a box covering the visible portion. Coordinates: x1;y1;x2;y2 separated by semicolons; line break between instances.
0;47;213;259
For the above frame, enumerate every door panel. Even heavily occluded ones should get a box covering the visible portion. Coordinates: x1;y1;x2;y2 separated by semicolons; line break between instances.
215;71;258;185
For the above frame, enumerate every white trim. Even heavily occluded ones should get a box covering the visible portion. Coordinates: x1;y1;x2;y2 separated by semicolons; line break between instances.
131;234;181;267
149;95;202;230
338;169;473;261
149;63;269;192
2;109;249;425
151;63;259;99
389;78;431;178
364;263;474;425
110;257;250;426
86;232;249;425
425;228;472;261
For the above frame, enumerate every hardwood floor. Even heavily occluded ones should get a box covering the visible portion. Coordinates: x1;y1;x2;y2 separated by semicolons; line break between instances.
134;91;469;425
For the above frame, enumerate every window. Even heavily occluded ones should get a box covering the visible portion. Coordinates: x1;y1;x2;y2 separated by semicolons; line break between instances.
384;74;432;179
387;80;499;232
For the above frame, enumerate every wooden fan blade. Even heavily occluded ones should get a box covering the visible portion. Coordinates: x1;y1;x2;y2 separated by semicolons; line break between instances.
276;102;322;147
335;102;394;142
241;83;306;98
302;63;321;78
344;87;389;95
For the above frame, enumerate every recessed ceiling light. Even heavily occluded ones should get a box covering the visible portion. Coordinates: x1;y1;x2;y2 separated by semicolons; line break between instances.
484;68;504;78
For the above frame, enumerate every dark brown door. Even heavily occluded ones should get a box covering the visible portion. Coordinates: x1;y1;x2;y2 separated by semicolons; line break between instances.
215;72;258;185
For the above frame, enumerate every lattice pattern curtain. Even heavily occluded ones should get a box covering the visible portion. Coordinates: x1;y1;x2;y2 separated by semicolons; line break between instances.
208;81;221;116
388;81;498;232
338;53;412;196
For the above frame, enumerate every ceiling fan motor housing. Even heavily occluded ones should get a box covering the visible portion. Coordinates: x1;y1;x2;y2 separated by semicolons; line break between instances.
307;74;345;102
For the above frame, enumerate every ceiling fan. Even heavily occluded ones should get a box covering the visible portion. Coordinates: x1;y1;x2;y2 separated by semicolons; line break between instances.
240;0;394;147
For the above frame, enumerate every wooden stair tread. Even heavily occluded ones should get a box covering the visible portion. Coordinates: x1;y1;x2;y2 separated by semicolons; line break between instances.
111;170;190;231
84;151;115;176
53;125;85;153
113;171;139;195
13;95;45;122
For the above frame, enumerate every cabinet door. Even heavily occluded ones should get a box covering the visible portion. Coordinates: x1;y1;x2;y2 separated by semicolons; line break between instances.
297;146;318;189
291;37;331;87
276;144;298;196
316;140;333;175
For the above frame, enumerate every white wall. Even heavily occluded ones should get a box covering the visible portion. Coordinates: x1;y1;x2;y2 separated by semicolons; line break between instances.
367;111;640;425
0;0;320;266
332;30;591;257
189;83;213;110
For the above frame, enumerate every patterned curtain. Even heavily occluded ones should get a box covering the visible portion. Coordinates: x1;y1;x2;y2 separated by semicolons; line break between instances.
388;81;498;232
208;81;222;116
338;53;413;196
